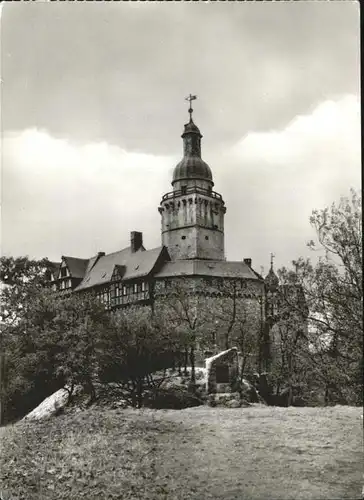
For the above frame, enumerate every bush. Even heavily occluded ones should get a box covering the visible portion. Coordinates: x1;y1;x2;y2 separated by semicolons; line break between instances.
143;386;204;410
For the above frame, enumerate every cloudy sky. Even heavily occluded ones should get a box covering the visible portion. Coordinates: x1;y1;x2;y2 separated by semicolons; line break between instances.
1;2;360;274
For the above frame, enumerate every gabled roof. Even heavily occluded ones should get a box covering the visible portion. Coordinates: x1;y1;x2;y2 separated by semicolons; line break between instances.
62;256;89;279
75;246;168;291
154;259;262;281
48;262;60;281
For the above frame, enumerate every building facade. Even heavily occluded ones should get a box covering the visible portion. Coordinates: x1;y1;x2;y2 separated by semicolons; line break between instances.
48;104;304;370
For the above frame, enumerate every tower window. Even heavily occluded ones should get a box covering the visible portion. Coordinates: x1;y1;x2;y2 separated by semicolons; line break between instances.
181;186;187;195
181;236;186;240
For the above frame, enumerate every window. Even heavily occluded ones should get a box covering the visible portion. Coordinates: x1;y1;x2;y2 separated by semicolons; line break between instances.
97;290;110;308
181;235;186;240
141;282;146;292
181;185;187;195
133;283;138;294
111;284;122;306
60;266;68;278
205;236;209;240
122;286;127;296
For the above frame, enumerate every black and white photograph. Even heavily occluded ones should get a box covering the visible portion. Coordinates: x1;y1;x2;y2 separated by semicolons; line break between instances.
0;2;362;499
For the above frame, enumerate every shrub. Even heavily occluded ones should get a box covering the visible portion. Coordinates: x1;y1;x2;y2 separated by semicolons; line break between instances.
143;386;203;410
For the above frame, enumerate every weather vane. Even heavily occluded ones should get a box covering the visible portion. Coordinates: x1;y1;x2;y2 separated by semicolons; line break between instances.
185;94;197;121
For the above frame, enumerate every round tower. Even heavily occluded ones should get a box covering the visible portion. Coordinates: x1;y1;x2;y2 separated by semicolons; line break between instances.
158;96;226;261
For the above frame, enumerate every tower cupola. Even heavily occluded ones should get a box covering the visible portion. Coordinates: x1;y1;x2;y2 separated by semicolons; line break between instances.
172;94;213;187
159;95;226;261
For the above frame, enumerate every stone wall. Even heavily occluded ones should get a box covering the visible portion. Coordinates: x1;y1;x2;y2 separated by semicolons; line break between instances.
154;276;265;373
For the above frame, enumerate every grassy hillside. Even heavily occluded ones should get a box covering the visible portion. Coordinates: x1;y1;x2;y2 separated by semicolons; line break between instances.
0;405;362;500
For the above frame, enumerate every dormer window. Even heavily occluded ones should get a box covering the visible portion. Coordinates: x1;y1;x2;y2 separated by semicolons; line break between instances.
60;267;68;278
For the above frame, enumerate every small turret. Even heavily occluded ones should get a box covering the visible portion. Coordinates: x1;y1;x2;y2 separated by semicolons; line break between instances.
265;253;279;292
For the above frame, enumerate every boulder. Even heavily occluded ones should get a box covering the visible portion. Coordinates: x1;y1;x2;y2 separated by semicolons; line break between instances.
225;399;241;408
23;386;80;421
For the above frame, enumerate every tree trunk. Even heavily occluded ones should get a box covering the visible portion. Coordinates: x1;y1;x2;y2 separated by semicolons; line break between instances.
136;377;144;409
241;356;247;380
287;385;293;407
183;348;188;376
189;346;196;385
85;379;96;406
0;353;5;426
324;385;329;406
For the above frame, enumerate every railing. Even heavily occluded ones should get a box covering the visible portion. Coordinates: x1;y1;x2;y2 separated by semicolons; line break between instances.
161;186;223;202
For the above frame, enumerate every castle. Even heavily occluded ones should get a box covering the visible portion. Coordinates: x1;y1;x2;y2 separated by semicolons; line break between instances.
48;97;296;370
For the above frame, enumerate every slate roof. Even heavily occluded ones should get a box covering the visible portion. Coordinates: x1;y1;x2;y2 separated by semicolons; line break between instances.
63;257;89;279
75;246;166;291
154;259;262;281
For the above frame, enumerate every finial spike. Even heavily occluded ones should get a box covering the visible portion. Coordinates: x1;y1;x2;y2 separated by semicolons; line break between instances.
185;94;197;121
270;252;275;270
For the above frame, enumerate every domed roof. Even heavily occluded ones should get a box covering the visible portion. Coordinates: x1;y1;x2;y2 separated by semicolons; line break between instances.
172;156;213;185
172;117;214;186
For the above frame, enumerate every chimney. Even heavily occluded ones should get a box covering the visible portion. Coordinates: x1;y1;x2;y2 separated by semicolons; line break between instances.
244;258;252;267
131;231;143;253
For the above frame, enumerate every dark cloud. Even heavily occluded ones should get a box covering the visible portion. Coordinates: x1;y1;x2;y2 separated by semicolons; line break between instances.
1;3;360;270
2;2;359;155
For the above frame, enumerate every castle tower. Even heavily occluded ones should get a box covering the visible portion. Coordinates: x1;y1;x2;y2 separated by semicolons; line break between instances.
158;96;226;261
